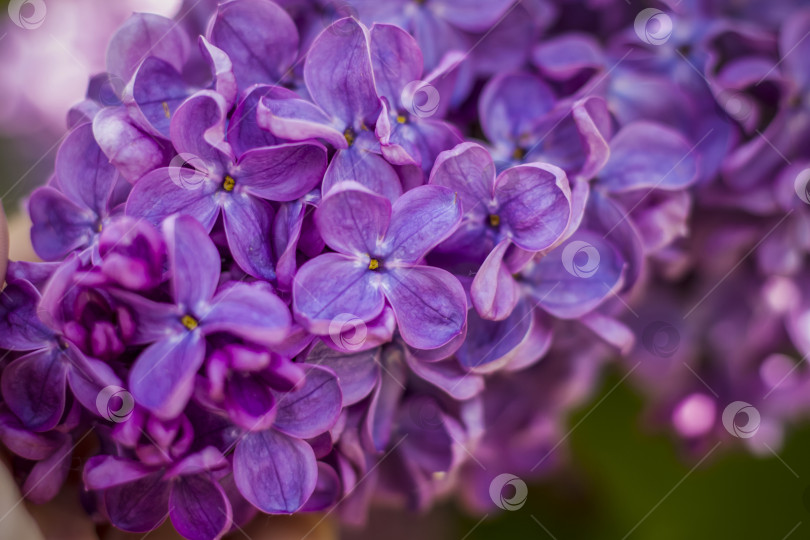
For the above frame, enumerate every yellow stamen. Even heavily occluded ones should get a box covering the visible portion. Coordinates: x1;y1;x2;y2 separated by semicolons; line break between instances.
223;175;236;192
181;315;198;331
368;258;380;271
344;127;355;146
162;101;171;119
512;147;526;160
96;222;103;233
396;115;407;124
489;214;501;227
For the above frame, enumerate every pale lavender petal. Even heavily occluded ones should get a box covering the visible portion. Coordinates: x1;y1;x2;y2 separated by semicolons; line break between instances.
228;85;290;156
93;107;167;183
381;266;467;350
404;354;483;400
199;36;238;107
531;33;604;80
436;0;515;31
304;342;379;406
479;73;556;147
170;90;233;166
256;93;347;149
131;57;190;138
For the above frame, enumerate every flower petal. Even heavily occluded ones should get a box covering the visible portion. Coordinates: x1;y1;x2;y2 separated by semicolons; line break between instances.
429;142;495;220
103;470;171;533
257;94;347;149
293;253;385;335
201;281;291;346
228;85;288;156
236;143;327;201
93;107;167;183
170;475;233;540
130;57;191;138
125;168;220;229
322;145;403;202
369;23;423;104
470;239;520;321
164;214;221;310
222;194;277;280
29;187;96;261
304;342;380;407
479;73;556;148
55;123;118;215
304;17;379;125
234;429;317;514
106;13;190;83
129;332;205;420
495;163;571;251
1;349;68;432
381;266;467;350
599;122;698;192
384;185;462;263
273;364;342;439
208;0;299;88
315;181;391;257
170;90;233;165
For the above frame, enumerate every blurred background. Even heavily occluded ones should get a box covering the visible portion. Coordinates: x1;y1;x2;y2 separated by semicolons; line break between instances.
1;0;809;538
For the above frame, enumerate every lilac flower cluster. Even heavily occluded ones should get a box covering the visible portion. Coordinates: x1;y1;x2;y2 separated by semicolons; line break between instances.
1;0;809;537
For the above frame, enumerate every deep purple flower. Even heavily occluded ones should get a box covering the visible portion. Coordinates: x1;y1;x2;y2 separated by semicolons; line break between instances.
293;182;467;350
126;90;327;279
111;215;291;419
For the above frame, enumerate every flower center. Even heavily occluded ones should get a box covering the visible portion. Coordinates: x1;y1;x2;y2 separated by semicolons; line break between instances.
396;114;407;124
344;127;356;146
368;258;381;271
512;147;526;160
223;175;236;192
162;101;171;119
181;315;199;331
488;214;501;227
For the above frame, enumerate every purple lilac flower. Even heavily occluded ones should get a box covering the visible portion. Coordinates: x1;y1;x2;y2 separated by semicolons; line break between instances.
293;182;466;350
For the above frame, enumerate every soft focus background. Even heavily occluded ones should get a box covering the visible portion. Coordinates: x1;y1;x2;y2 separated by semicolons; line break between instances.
1;0;809;539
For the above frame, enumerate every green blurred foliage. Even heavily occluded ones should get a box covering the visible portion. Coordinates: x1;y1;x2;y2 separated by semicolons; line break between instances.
456;369;810;539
